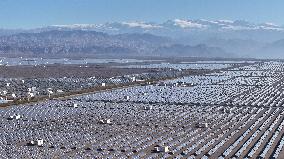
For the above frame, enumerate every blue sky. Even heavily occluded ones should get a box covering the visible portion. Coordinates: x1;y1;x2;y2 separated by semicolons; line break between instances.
0;0;283;28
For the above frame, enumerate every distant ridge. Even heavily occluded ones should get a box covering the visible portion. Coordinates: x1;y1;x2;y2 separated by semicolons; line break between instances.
0;30;229;58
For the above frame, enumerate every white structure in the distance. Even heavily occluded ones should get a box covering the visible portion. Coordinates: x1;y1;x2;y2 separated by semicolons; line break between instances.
155;146;169;152
11;93;16;98
30;139;44;146
131;77;136;82
70;103;78;108
99;119;111;124
27;92;35;98
57;89;64;93
47;88;53;98
8;114;21;120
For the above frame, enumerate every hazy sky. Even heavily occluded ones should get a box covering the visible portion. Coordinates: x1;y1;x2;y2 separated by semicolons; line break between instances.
0;0;283;28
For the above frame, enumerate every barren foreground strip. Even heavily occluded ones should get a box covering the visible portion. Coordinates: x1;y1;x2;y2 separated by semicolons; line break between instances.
0;65;153;78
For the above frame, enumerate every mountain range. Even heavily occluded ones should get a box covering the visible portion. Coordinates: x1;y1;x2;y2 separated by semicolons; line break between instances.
1;19;284;59
46;19;284;33
0;30;229;58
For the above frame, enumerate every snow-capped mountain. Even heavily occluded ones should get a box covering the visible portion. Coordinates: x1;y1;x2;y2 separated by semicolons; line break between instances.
40;19;284;46
41;22;163;36
44;19;284;33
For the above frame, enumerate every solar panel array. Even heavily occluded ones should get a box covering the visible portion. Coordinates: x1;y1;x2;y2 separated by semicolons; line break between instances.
1;61;284;158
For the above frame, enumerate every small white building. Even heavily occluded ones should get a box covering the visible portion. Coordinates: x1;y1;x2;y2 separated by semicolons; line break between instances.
27;92;35;98
101;83;106;87
155;146;169;153
47;88;53;97
15;114;21;119
30;139;44;146
72;103;78;108
57;89;64;93
131;77;136;82
99;119;111;124
9;114;21;120
11;93;16;98
36;139;44;146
